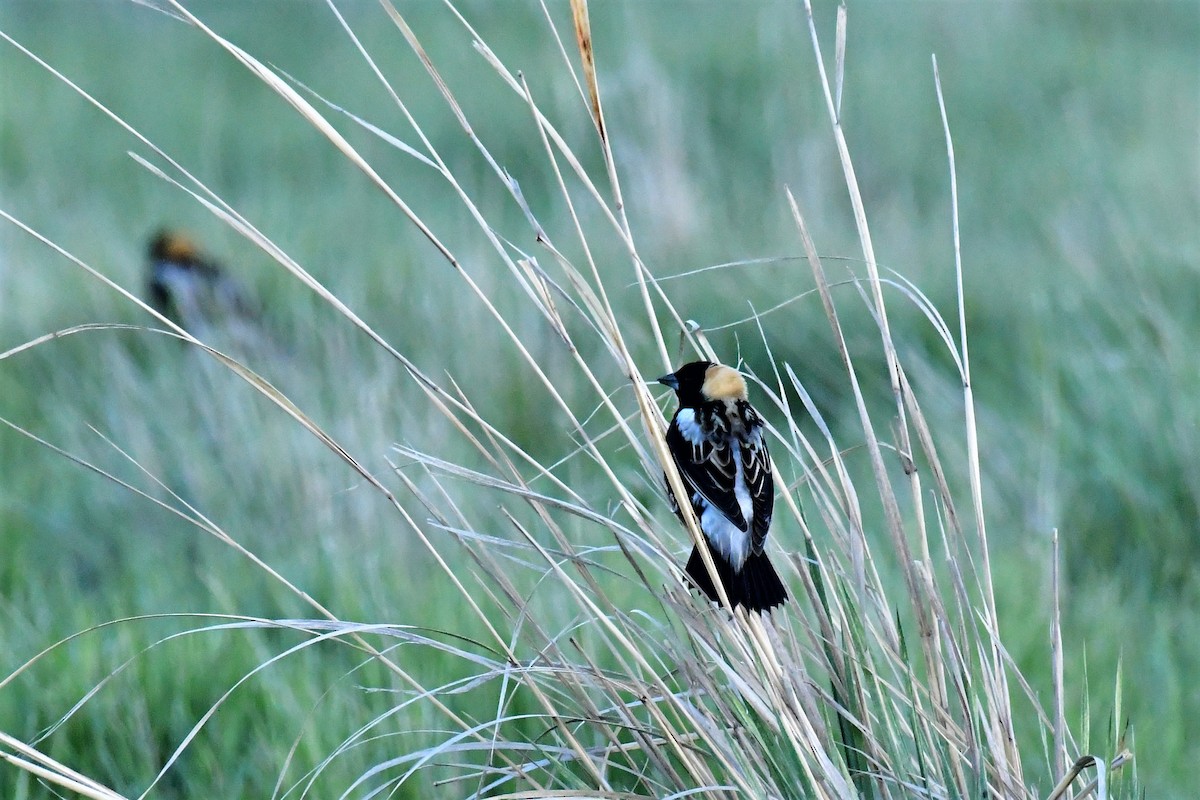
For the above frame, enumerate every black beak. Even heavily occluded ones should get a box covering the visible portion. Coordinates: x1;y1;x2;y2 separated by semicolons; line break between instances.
657;373;679;391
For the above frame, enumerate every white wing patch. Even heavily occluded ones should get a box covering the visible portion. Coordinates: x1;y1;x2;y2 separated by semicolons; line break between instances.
674;408;705;445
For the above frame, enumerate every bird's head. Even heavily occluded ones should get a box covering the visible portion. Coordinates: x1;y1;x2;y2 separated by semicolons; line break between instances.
658;360;747;407
148;229;200;266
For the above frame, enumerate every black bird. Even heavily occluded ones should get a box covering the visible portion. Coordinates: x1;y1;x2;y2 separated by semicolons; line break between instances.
659;360;787;613
146;229;257;335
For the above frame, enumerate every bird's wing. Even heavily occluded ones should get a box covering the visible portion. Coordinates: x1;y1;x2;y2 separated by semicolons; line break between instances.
666;417;749;532
743;433;774;552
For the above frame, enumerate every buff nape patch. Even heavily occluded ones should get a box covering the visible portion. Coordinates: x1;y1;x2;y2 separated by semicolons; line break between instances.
162;234;199;263
702;364;747;401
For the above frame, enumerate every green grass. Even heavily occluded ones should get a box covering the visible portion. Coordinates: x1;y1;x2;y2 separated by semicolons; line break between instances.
1;0;1196;797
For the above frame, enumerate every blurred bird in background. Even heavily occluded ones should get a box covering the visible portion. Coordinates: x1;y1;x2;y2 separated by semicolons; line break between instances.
146;229;260;342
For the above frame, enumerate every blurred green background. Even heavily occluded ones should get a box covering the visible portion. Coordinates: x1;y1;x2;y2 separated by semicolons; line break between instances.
1;0;1197;796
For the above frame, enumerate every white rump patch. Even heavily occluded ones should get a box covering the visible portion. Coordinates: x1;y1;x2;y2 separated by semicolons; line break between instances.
698;497;751;570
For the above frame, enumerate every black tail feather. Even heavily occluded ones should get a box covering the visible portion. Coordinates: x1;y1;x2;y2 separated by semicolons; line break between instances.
685;545;787;613
685;545;730;605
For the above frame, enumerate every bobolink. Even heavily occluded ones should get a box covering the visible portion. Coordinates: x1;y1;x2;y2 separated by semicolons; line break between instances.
146;229;257;334
659;360;787;613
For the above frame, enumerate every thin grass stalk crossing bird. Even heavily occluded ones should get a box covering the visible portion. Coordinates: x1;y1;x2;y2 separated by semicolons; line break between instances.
658;360;788;613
